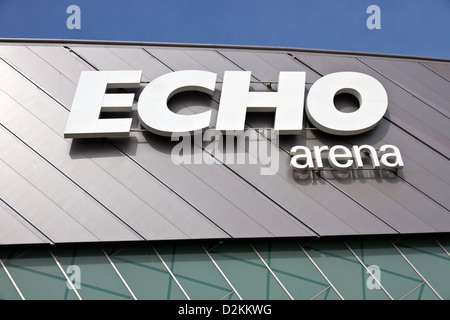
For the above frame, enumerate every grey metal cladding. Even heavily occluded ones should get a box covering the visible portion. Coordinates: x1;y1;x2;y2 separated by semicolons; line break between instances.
0;48;227;241
122;48;396;236
361;58;450;113
421;61;450;81
0;41;449;245
217;49;450;233
293;52;450;158
65;46;314;238
0;198;47;245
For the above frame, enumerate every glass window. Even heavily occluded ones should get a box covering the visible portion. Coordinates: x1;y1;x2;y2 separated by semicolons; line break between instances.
311;286;341;300
0;246;79;300
51;244;132;300
251;239;340;300
395;236;450;299
208;240;292;300
435;234;450;255
401;283;442;300
0;266;22;300
153;241;238;300
1;235;449;300
105;243;187;300
0;247;23;300
302;238;391;300
345;237;430;299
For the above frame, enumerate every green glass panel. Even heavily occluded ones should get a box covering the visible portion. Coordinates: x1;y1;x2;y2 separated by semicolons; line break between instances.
1;246;78;300
51;244;132;300
105;243;186;300
0;264;22;300
401;283;440;300
208;240;291;300
435;234;450;254
345;237;424;299
302;238;390;300
311;286;341;300
251;239;334;300
221;291;239;300
0;247;22;300
395;237;450;299
154;242;237;300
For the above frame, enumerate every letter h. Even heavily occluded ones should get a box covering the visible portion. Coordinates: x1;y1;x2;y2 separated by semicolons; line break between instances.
215;71;306;134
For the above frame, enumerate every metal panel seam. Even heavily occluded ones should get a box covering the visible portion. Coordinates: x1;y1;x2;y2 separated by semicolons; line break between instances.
0;122;146;241
0;195;53;244
289;53;450;211
355;57;449;120
63;46;237;238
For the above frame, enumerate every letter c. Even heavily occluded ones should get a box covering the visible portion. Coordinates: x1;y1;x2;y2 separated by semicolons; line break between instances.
138;70;217;136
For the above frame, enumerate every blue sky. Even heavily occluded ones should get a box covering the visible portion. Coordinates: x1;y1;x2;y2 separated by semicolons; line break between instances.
0;0;449;59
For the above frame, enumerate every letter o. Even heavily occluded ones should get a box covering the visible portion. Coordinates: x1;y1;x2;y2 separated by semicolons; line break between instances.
305;72;387;135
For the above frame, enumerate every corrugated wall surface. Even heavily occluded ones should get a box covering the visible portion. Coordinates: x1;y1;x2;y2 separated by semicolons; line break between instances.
0;42;448;244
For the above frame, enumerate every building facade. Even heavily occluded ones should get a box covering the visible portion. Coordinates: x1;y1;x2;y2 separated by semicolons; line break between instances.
0;40;449;300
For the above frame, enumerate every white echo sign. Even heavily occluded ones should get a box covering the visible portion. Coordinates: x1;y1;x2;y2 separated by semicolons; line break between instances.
64;69;403;173
64;70;388;138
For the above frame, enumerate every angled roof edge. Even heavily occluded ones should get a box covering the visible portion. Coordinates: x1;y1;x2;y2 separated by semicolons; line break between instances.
0;38;449;63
